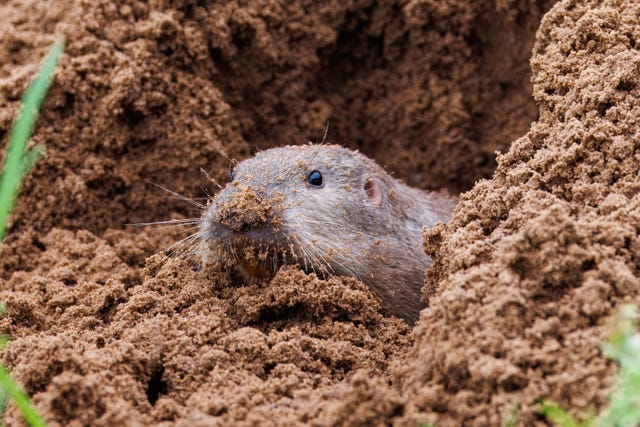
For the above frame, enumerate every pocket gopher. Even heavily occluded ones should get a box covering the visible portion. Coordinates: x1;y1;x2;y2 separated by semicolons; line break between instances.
198;144;456;323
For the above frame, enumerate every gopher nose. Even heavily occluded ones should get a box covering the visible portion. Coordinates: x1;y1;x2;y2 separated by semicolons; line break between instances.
216;186;270;233
220;209;265;232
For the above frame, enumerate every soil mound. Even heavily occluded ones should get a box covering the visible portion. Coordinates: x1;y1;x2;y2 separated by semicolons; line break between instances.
1;228;410;425
399;1;640;425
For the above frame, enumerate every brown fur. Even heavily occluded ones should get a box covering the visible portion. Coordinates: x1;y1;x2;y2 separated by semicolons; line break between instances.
198;144;456;323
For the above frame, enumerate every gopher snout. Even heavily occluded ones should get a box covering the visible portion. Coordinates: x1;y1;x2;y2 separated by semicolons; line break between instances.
219;209;263;232
216;185;273;233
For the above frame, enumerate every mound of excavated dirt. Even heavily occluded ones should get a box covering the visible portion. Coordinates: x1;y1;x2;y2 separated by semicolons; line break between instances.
3;0;638;426
0;228;411;425
399;1;640;425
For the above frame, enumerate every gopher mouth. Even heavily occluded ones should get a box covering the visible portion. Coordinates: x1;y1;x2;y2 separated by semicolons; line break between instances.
226;237;285;280
237;261;272;279
222;234;327;282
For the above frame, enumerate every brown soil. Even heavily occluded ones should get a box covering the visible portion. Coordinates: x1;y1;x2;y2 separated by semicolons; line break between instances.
1;0;638;425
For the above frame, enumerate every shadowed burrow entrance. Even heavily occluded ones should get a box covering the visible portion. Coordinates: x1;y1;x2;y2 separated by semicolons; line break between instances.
212;1;557;193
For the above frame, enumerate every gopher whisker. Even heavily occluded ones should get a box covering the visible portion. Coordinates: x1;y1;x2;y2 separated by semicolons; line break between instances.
147;181;206;209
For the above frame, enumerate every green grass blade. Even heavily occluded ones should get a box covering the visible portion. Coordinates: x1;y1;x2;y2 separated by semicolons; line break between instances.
539;399;580;427
0;38;63;427
19;147;44;182
0;37;64;242
0;364;45;427
0;387;6;427
597;305;640;427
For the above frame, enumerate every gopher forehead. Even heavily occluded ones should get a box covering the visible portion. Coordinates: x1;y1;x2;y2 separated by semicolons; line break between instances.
236;144;369;181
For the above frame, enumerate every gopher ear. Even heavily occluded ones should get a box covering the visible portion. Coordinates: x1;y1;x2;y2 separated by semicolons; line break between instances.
364;178;383;207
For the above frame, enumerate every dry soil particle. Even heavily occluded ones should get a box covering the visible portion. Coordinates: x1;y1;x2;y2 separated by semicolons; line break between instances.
399;1;640;425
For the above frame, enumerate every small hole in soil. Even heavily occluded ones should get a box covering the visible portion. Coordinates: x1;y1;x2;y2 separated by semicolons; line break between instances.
263;362;276;376
581;259;595;270
390;403;405;418
62;92;75;112
146;365;167;405
61;276;77;286
31;237;46;251
616;79;636;91
120;105;145;128
231;22;255;50
481;226;493;236
597;102;613;116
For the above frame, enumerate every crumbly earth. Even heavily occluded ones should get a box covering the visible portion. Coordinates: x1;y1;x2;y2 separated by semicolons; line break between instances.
403;1;640;425
2;0;638;425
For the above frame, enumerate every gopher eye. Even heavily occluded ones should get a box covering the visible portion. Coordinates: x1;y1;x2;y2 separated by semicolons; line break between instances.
229;169;235;182
306;170;324;188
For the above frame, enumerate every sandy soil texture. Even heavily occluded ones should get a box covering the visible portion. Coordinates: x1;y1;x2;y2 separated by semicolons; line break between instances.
1;0;638;425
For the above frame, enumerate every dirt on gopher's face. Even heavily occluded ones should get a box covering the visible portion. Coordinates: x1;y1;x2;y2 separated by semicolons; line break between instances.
198;144;393;281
